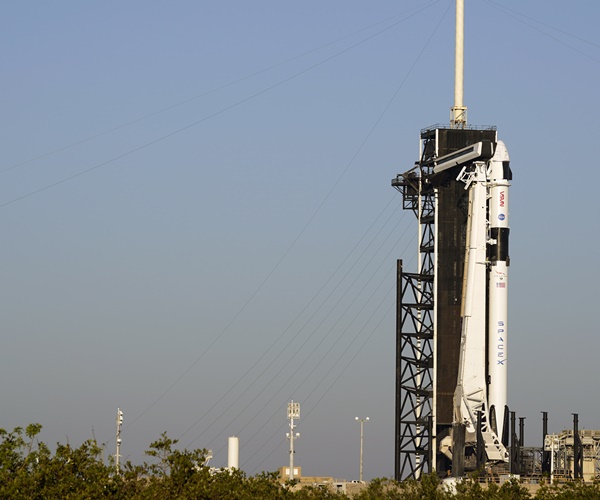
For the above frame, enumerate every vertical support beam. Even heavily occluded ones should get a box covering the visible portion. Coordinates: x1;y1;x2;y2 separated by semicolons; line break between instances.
510;412;519;474
541;412;551;475
394;260;402;481
573;413;583;479
452;423;465;477
476;411;486;472
519;417;526;474
501;406;510;447
356;417;369;482
427;415;434;472
432;186;439;468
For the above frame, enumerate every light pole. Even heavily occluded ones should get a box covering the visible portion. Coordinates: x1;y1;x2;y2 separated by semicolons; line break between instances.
115;408;123;475
355;416;369;482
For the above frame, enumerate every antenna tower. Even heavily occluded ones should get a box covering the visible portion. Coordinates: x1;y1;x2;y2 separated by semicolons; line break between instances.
286;400;300;480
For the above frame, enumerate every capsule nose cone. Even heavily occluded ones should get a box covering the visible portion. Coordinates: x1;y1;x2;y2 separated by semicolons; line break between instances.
493;140;510;162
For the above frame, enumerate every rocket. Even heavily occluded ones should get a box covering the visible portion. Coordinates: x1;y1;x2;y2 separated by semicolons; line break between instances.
487;140;511;442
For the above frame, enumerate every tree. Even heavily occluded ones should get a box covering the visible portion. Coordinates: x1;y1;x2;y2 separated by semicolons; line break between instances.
5;423;600;499
0;424;119;499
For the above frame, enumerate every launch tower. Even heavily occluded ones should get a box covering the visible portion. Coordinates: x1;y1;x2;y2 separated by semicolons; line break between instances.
391;0;512;479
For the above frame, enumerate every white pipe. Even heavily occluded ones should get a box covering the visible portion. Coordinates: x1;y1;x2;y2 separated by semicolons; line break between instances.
228;436;239;469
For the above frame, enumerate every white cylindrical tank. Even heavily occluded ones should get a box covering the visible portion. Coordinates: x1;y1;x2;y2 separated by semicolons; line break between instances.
487;140;511;438
228;436;239;470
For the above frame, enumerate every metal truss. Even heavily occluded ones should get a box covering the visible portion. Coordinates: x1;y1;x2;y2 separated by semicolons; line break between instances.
393;145;436;480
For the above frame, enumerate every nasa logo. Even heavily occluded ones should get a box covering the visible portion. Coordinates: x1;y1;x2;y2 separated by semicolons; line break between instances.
498;214;505;221
499;191;505;207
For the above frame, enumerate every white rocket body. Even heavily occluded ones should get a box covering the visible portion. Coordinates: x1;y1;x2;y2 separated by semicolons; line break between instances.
451;139;512;462
487;140;510;438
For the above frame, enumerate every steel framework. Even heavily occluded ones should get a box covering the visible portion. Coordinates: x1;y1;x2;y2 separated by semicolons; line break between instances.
393;136;436;479
393;127;498;480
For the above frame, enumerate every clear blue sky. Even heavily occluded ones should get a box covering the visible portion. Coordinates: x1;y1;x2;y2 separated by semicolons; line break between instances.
1;0;599;480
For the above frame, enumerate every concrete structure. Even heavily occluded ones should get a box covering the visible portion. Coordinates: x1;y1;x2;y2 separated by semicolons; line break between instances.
278;465;302;481
545;429;600;482
278;468;367;496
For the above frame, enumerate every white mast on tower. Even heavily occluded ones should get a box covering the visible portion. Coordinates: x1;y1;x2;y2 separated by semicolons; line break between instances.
451;0;467;128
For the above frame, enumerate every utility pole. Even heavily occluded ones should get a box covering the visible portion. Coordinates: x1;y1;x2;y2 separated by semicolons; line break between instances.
286;400;300;480
355;417;369;482
115;408;123;474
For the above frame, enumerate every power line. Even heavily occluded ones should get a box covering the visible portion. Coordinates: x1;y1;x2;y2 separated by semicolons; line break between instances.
481;0;600;64
484;0;600;50
196;213;413;466
193;211;414;450
1;2;438;175
234;231;416;459
231;1;452;470
247;285;398;473
180;0;450;459
118;1;446;435
177;194;402;441
0;1;439;205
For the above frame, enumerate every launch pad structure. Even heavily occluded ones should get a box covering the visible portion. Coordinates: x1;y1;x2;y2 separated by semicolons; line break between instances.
392;124;502;479
389;0;600;483
390;0;516;479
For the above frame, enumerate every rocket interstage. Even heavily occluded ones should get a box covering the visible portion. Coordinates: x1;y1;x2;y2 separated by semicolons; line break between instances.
487;140;511;438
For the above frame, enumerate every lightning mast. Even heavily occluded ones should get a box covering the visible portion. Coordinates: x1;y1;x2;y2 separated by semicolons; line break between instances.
451;0;467;128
